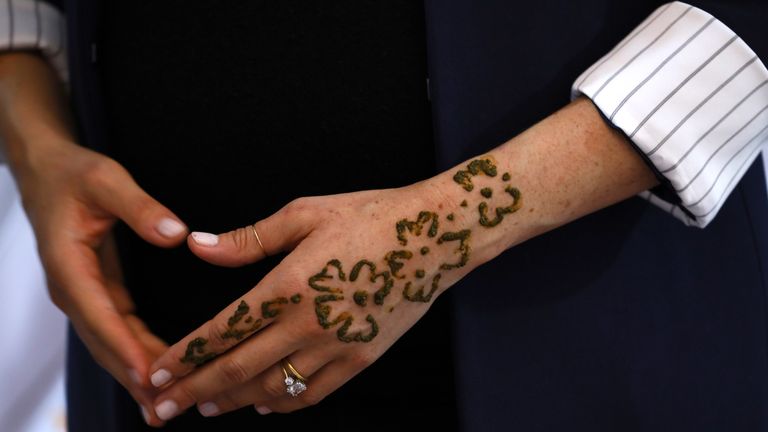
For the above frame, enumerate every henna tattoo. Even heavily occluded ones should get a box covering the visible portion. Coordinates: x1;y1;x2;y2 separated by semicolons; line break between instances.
453;157;497;191
353;291;368;306
290;294;303;304
308;157;524;344
403;273;442;303
309;259;391;343
437;229;471;270
180;337;217;366
262;297;289;318
385;250;412;279
478;186;522;227
396;211;439;246
222;300;262;341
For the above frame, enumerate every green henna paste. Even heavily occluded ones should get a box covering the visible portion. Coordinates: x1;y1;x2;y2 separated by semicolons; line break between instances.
262;297;289;318
395;211;439;246
385;250;413;279
478;186;523;227
403;273;442;303
420;246;430;255
290;294;302;304
480;187;493;198
415;269;426;279
502;172;511;181
437;229;472;270
353;291;368;306
453;158;498;191
180;337;217;366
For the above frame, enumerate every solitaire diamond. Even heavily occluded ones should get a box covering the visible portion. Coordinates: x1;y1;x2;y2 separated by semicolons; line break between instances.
286;380;307;397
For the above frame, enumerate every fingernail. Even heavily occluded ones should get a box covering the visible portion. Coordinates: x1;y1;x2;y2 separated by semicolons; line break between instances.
128;369;142;386
198;402;219;417
191;232;219;247
256;406;272;415
155;400;179;421
140;405;151;425
150;369;172;387
156;218;186;238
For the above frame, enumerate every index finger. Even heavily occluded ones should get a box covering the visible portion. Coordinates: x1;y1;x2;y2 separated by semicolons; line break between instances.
148;267;304;387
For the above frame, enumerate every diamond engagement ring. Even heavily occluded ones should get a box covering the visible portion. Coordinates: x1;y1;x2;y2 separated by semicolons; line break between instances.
281;359;308;397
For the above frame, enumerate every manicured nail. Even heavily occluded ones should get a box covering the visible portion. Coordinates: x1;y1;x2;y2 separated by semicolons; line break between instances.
156;218;186;238
198;402;219;417
140;405;151;425
256;406;272;415
155;400;179;421
128;369;142;386
191;232;219;247
150;369;172;387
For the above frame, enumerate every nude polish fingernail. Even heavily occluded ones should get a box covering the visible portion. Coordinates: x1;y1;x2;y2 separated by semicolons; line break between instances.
191;232;219;247
198;402;219;417
140;405;151;425
128;369;142;386
155;400;179;421
256;406;272;415
150;369;172;387
156;218;186;238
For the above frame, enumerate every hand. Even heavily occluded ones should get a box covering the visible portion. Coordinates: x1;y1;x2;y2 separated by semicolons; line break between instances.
17;141;188;426
147;157;524;420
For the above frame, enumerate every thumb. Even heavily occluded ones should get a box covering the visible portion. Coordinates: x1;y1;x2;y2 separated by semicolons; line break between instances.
188;198;317;267
87;160;187;247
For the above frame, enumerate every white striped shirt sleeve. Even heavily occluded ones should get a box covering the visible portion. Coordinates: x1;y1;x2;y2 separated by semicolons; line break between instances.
0;0;65;163
0;0;66;80
572;1;768;228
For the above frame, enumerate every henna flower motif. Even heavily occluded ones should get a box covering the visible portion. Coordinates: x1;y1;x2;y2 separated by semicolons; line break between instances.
308;259;393;343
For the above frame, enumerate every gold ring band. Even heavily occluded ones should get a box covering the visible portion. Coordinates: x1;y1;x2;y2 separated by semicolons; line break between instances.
250;224;267;256
282;359;307;382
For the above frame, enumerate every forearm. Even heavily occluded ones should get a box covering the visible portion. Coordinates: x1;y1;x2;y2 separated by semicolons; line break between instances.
425;97;659;272
0;52;75;181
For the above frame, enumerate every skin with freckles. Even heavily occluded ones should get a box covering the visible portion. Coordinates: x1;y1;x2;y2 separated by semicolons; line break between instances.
148;98;658;420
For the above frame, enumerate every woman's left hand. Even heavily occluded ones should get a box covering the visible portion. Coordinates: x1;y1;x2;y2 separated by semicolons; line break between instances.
146;157;525;420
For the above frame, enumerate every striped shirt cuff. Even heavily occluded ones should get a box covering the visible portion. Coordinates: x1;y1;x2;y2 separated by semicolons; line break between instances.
572;1;768;228
0;0;66;164
0;0;67;81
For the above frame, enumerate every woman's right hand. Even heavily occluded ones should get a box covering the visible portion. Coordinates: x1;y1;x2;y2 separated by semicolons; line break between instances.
0;52;186;426
14;140;186;427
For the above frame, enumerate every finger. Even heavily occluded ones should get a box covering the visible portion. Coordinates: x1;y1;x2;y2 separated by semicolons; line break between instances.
151;323;302;421
146;260;299;384
257;359;359;414
55;242;165;425
86;160;187;247
188;198;317;267
196;349;331;417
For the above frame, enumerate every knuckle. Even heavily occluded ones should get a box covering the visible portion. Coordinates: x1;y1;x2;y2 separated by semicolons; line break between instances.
262;376;287;399
82;157;122;190
216;357;250;385
230;227;253;254
348;350;376;370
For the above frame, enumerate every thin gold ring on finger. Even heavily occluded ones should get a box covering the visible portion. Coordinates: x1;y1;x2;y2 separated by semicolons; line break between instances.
250;224;267;256
281;359;307;397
